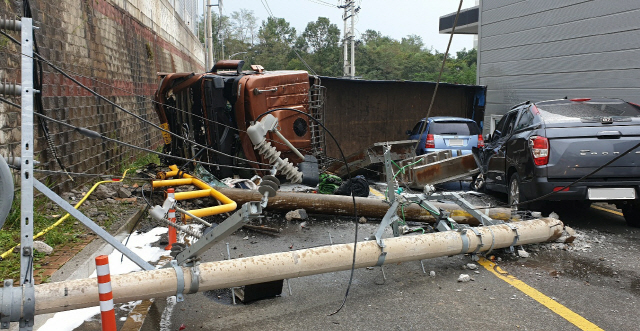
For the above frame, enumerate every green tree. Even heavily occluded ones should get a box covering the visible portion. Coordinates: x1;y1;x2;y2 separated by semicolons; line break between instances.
252;17;297;70
298;17;341;76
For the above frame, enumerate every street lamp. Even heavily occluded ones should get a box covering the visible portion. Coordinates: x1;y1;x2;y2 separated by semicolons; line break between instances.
229;52;247;60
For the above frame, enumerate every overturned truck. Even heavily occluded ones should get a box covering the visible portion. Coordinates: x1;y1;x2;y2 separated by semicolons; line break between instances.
154;60;326;178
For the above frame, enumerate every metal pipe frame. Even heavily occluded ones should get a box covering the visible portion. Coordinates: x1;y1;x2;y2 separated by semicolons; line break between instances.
152;165;236;219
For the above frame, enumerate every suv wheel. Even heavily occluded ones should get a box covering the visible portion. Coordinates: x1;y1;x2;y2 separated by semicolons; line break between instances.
622;204;640;228
508;173;524;211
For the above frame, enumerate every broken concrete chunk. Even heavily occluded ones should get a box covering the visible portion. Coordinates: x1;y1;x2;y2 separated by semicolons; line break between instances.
565;226;576;237
457;274;471;282
117;187;132;198
429;271;436;277
33;241;53;255
285;209;308;221
92;185;116;200
517;249;530;258
358;217;367;224
466;263;478;270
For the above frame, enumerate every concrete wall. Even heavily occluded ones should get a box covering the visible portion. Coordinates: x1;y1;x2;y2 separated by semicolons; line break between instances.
478;0;640;129
0;0;204;192
321;77;484;158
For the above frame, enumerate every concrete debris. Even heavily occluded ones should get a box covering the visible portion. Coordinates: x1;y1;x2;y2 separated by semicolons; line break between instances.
243;236;249;240
358;217;367;224
518;249;530;258
457;274;472;282
531;211;542;218
549;212;559;219
429;271;436;277
285;209;308;221
92;185;117;200
466;263;478;270
565;226;576;237
117;187;132;198
33;241;53;255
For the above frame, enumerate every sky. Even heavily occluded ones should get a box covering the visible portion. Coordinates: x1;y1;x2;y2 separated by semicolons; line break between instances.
214;0;476;53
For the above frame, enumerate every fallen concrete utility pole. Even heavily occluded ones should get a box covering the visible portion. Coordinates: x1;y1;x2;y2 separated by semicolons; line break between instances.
215;187;512;224
16;218;562;315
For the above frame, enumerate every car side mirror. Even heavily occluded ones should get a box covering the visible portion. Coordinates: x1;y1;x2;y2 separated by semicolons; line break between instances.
484;133;491;142
493;130;502;140
406;130;412;135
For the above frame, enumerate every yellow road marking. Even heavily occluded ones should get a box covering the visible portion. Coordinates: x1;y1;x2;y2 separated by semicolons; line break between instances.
369;187;386;199
478;257;604;331
590;204;624;217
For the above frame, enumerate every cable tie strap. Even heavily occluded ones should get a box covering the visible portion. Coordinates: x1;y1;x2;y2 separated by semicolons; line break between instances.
170;260;185;302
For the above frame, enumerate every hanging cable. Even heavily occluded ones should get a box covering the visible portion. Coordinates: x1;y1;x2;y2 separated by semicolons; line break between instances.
33;112;268;172
0;30;271;167
413;0;464;152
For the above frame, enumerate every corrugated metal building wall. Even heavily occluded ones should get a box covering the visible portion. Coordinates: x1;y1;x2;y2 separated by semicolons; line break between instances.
478;0;640;130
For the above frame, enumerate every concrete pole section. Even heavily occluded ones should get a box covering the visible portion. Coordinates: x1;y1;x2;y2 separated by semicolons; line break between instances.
31;218;563;315
214;187;513;224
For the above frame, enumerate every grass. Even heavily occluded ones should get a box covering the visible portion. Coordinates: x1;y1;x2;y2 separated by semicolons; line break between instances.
120;149;160;174
0;193;83;282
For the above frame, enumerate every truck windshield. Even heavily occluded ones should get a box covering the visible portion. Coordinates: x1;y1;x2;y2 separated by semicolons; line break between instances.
429;121;481;135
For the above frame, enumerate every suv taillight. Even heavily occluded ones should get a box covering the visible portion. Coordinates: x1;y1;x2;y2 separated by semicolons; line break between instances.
425;134;435;149
477;134;485;148
529;136;549;165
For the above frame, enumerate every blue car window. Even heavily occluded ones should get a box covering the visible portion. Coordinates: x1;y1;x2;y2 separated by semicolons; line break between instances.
428;121;480;135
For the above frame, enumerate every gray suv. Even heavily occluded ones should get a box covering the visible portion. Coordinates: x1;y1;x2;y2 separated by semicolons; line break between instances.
474;98;640;227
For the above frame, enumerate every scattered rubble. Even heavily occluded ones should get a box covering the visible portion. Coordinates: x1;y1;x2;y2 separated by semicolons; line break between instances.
518;249;530;258
117;187;132;198
33;241;53;255
358;217;367;224
466;263;478;270
285;209;308;221
457;274;472;282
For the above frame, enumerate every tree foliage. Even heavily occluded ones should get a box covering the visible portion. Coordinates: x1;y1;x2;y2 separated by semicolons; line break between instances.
200;12;477;84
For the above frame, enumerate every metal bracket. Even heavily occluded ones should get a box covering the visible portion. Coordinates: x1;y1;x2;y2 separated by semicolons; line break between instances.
459;229;470;254
506;223;520;252
188;263;200;294
375;200;400;248
169;260;185;302
175;202;262;265
468;226;484;254
375;251;387;267
19;284;34;329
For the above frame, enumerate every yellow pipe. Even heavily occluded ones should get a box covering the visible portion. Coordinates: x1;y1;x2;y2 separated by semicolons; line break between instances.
0;169;131;260
174;190;213;200
151;165;236;220
152;178;193;188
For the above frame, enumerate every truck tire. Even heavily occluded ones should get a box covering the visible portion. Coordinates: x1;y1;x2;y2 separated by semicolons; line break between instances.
622;204;640;228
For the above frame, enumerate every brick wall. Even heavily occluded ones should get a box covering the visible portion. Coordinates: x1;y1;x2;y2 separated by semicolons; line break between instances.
0;0;204;192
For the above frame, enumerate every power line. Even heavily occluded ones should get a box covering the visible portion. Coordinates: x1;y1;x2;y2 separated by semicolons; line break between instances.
0;31;272;167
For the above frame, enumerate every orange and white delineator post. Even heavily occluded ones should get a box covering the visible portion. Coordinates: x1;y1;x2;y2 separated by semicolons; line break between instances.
95;255;116;331
166;207;177;251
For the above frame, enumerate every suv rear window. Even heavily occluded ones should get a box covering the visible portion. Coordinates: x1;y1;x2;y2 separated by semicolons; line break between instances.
536;101;640;120
428;121;481;135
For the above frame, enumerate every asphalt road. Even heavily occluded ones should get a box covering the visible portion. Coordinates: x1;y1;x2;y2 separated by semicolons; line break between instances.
132;187;640;331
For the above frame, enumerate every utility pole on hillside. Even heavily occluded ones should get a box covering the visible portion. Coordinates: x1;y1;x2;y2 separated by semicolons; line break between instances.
219;0;224;60
206;0;214;70
340;1;359;78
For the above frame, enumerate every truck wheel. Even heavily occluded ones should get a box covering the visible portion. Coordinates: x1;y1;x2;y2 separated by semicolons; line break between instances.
622;204;640;228
508;173;529;211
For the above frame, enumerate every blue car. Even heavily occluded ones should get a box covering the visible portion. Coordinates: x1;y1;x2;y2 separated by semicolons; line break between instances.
407;117;483;155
